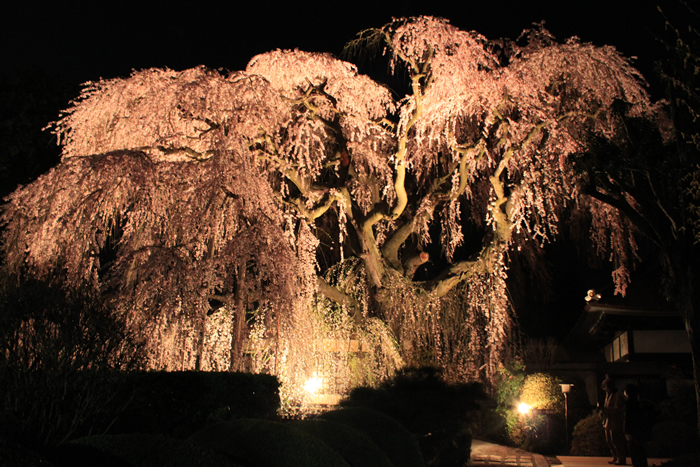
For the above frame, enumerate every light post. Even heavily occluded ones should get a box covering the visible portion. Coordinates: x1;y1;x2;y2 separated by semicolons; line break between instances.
560;384;574;449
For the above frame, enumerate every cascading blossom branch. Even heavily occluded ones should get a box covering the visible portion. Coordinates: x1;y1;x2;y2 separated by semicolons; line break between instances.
1;16;656;393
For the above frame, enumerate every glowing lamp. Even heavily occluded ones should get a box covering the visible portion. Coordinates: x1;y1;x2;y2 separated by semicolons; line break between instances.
517;402;532;414
304;375;323;395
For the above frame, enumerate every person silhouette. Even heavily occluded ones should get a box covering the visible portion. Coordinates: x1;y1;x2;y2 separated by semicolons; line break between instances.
624;383;649;467
602;377;626;465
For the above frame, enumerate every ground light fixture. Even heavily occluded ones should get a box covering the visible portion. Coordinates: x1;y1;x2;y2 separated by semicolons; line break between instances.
518;402;532;414
304;374;323;395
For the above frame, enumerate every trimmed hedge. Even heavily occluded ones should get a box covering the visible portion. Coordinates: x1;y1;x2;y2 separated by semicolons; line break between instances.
320;407;424;467
53;433;235;467
647;420;699;457
572;409;700;458
112;371;280;437
570;411;608;456
188;418;350;467
292;419;393;467
339;366;482;466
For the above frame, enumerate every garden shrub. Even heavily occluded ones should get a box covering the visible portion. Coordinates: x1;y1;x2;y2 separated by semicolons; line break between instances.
484;365;567;453
51;443;128;467
519;373;565;414
641;384;698;458
570;411;608;456
320;407;424;467
647;420;698;458
517;373;566;453
0;437;54;467
53;433;234;467
481;362;526;445
0;279;145;452
571;393;699;458
658;384;697;428
188;418;349;467
112;371;280;437
292;419;393;467
339;365;483;466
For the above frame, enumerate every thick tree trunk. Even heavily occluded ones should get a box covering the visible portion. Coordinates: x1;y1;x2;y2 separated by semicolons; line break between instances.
670;250;700;435
686;315;700;435
229;304;248;371
194;313;206;370
681;294;700;435
359;220;386;289
229;265;248;371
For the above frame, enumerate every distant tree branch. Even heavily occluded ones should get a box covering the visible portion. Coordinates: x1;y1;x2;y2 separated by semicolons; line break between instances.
426;245;498;298
316;275;363;324
152;145;214;161
584;186;664;248
404;251;429;279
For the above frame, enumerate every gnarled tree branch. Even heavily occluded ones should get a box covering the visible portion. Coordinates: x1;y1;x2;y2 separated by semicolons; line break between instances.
315;275;363;324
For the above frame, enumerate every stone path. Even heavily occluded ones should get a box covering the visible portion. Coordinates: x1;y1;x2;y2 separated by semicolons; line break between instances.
470;439;550;466
470;439;672;467
470;452;539;466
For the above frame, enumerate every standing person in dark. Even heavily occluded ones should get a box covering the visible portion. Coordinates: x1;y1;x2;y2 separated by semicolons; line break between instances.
602;377;627;465
624;383;648;467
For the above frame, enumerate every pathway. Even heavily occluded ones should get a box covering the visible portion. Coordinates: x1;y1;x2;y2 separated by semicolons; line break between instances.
556;456;670;467
470;439;550;466
470;440;670;467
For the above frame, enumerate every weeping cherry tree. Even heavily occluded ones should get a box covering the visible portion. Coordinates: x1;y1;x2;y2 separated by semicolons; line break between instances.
1;17;656;405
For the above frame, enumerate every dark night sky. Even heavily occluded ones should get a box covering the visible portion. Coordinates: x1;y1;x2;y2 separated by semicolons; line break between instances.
0;0;686;338
3;0;670;85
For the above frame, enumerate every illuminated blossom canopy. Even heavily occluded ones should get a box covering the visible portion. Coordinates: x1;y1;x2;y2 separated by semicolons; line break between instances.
1;17;654;403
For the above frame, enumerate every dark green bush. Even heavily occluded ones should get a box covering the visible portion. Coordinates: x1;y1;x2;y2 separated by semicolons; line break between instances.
658;385;697;428
0;280;145;452
478;362;525;446
339;366;483;466
292;419;393;467
647;420;699;458
188;418;349;467
570;411;608;456
0;437;53;467
320;406;424;467
112;371;280;437
519;413;565;455
479;364;580;455
520;373;565;414
53;433;234;467
571;403;699;459
516;373;567;454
